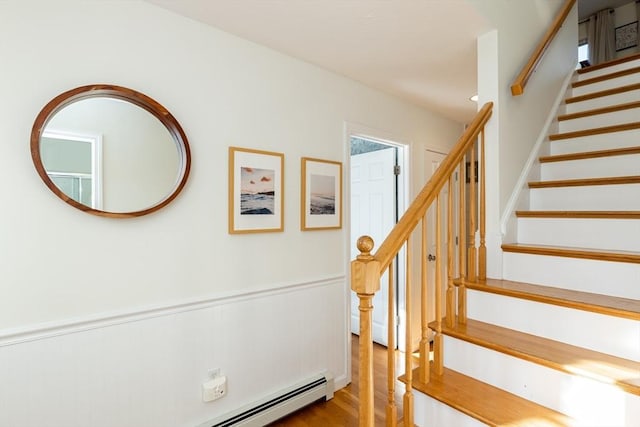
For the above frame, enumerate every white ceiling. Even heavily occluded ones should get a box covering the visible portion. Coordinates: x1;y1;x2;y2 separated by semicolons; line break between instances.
145;0;492;123
144;0;628;124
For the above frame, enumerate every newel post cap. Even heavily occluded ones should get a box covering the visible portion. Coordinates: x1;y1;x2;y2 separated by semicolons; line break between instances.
350;235;381;295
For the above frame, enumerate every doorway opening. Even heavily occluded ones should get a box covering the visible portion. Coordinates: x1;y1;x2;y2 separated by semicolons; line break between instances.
348;133;408;350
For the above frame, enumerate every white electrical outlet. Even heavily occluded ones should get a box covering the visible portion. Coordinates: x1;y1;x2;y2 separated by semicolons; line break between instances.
202;375;227;402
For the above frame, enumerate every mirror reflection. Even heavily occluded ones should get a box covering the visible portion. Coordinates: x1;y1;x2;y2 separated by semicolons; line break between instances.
31;85;191;218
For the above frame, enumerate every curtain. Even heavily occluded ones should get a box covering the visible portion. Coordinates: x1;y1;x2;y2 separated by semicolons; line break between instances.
587;9;615;65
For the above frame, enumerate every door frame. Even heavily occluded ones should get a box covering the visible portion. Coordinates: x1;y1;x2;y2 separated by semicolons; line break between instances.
343;121;410;383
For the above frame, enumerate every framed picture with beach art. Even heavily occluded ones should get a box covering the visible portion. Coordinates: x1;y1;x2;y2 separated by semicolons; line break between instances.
229;146;284;233
301;157;342;230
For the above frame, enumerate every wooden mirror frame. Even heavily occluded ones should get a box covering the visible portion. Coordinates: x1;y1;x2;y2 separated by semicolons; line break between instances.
31;84;191;218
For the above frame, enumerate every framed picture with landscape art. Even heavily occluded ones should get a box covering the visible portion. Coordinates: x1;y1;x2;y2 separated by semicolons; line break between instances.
301;157;342;231
229;146;284;234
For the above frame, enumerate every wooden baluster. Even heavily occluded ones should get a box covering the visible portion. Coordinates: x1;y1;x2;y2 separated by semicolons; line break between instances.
479;129;487;282
350;236;380;427
446;177;455;328
386;262;397;426
403;238;414;427
467;146;477;281
434;194;444;375
458;160;468;324
419;217;430;383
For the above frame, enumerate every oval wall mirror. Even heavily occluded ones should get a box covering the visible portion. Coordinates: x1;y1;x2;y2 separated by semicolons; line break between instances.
31;84;191;218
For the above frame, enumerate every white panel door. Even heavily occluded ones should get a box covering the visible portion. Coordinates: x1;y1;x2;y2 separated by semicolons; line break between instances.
350;147;396;346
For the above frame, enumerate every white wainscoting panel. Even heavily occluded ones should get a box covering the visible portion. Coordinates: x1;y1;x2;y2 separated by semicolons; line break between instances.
0;276;348;427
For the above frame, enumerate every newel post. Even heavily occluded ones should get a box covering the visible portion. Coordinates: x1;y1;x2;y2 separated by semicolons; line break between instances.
351;235;381;427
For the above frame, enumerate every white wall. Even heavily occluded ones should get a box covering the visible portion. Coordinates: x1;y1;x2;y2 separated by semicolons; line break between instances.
0;1;462;425
472;0;578;277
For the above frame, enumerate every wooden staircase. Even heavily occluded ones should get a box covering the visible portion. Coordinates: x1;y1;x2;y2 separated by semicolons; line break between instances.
410;54;640;426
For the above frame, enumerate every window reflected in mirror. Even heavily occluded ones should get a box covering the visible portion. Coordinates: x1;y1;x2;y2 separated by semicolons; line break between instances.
41;130;101;209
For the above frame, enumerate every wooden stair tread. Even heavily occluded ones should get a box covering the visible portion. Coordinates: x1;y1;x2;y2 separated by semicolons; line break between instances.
528;175;640;188
564;83;640;105
459;277;640;320
501;243;640;264
577;53;640;75
548;121;640;140
557;101;640;121
540;146;640;163
410;363;574;426
572;66;640;88
515;210;640;219
430;318;640;396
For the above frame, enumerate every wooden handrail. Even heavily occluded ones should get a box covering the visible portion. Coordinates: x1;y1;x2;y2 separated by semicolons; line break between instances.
372;102;493;273
510;0;576;96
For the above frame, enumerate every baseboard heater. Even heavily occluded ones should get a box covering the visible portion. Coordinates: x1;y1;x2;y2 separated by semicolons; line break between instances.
198;371;334;427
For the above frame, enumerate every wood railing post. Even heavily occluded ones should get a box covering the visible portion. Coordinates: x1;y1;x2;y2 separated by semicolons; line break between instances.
419;217;430;383
350;236;381;427
458;160;467;323
434;195;444;375
467;146;477;281
386;262;398;427
446;177;455;328
479;130;487;281
403;237;414;427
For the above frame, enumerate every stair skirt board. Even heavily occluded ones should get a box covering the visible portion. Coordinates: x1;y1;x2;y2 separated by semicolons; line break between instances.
502;252;640;300
443;336;640;426
199;372;334;427
466;290;640;361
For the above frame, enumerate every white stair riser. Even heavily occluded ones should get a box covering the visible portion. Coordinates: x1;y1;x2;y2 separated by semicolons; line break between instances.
564;88;640;114
444;337;640;426
502;252;640;299
575;59;640;81
517;217;640;251
467;290;640;361
549;129;640;155
529;183;640;210
571;73;640;97
540;154;640;180
413;393;486;427
558;108;640;133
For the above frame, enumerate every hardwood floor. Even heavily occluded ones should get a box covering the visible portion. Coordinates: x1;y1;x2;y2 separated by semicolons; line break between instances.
268;334;409;426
